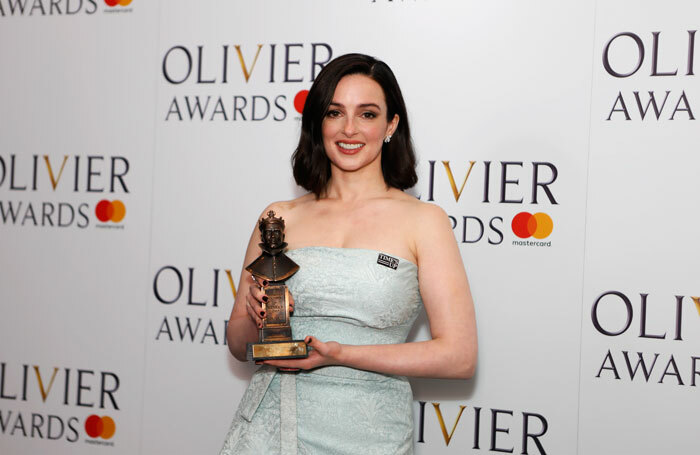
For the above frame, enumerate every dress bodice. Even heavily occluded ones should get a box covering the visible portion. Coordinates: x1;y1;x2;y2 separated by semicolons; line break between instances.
285;246;423;347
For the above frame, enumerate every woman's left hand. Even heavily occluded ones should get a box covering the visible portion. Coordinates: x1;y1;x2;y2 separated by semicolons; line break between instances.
259;336;341;372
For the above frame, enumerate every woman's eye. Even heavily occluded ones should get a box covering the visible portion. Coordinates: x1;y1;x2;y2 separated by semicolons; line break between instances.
325;110;341;118
361;111;377;119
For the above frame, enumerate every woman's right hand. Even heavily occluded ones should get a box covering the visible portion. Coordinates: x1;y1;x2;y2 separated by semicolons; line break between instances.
244;274;297;329
245;275;268;329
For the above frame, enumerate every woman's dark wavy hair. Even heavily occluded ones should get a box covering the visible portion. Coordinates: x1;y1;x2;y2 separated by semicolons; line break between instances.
292;53;417;197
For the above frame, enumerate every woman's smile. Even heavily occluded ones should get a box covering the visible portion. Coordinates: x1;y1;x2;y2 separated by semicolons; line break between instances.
336;141;366;154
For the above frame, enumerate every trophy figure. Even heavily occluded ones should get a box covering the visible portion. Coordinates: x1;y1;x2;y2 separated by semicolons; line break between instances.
245;210;308;360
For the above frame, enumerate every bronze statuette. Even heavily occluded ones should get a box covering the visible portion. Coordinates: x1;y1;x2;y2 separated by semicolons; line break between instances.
245;211;308;360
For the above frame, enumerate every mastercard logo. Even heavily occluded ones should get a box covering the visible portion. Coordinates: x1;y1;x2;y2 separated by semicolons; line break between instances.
105;0;132;6
511;212;553;239
96;200;126;223
85;415;116;439
294;90;309;114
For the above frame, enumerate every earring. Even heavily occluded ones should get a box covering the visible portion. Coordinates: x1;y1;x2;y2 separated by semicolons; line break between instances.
384;135;392;144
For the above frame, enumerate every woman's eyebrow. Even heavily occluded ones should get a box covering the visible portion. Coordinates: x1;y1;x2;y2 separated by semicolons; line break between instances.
329;102;381;109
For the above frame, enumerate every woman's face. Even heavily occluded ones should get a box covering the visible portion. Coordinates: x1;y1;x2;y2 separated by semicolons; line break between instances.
321;74;399;175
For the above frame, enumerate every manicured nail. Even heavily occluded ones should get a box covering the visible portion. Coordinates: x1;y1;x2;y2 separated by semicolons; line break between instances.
262;280;269;286
262;295;269;302
260;311;265;317
258;323;262;328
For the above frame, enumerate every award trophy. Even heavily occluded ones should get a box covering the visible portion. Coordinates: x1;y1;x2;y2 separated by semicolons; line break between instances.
245;211;308;360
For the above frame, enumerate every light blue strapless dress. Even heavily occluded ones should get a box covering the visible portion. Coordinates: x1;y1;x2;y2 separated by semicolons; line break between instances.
220;246;423;455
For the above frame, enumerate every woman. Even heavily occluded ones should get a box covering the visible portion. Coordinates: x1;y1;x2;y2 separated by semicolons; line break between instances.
221;53;477;455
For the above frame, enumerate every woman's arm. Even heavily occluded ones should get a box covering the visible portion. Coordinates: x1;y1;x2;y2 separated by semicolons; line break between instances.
265;203;478;379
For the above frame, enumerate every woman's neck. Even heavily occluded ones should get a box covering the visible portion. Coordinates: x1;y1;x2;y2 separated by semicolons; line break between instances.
323;162;390;202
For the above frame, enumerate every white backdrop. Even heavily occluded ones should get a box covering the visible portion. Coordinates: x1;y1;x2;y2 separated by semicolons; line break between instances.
1;1;698;454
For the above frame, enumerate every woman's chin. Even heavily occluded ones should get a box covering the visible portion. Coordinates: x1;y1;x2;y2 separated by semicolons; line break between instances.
330;158;374;173
328;151;381;174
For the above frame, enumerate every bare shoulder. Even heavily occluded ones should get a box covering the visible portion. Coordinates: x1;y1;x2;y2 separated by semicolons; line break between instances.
403;199;456;262
415;201;452;239
392;194;450;234
382;192;452;260
414;199;449;223
259;193;315;221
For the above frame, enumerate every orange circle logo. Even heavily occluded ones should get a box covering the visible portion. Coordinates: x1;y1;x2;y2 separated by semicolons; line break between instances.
95;200;126;223
105;0;132;7
85;415;116;439
511;212;553;239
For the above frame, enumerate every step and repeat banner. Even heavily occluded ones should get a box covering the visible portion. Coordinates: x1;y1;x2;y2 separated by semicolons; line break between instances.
1;1;697;454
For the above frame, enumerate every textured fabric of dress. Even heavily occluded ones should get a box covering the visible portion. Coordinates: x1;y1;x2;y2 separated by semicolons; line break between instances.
220;246;423;455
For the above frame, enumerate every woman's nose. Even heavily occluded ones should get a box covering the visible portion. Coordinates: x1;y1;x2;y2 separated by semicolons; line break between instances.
342;116;357;136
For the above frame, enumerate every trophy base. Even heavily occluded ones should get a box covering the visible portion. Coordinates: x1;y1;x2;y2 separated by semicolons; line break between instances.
247;340;309;361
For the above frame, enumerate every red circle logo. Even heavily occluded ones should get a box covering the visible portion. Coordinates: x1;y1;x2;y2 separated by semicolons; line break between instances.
511;212;553;239
85;415;116;439
95;200;126;223
293;90;309;114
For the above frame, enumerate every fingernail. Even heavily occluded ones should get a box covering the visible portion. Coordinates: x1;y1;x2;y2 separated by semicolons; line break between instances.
262;280;269;286
262;295;269;302
260;311;265;317
258;323;262;328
